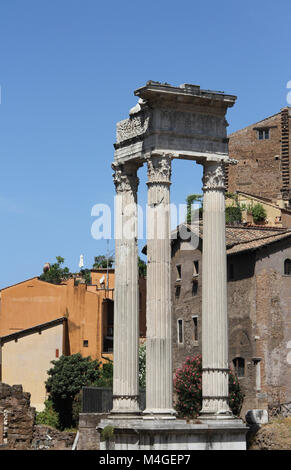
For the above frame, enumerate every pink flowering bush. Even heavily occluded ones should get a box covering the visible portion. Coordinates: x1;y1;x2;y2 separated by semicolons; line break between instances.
174;355;244;418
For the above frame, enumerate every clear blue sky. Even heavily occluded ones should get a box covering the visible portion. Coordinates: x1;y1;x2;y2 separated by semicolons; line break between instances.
0;0;290;289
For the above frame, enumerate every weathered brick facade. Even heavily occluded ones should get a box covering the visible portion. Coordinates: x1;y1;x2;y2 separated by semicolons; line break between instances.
171;225;291;417
226;108;291;206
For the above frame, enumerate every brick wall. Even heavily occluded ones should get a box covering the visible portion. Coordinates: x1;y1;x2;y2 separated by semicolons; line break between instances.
0;383;35;450
227;112;284;202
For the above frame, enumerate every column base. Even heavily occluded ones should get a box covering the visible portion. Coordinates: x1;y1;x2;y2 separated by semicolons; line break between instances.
97;417;248;450
109;411;142;420
143;408;177;420
199;411;239;422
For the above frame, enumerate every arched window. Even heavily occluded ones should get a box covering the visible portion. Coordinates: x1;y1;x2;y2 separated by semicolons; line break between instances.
284;259;291;276
232;357;245;377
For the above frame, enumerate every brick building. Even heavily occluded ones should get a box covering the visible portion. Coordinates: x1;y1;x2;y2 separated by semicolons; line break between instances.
226;107;291;208
171;223;291;416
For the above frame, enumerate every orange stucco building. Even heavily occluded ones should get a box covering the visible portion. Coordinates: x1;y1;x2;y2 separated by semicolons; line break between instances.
0;268;146;411
0;269;116;365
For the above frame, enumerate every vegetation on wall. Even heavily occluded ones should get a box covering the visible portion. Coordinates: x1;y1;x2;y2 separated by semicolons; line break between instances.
174;355;244;419
39;256;70;285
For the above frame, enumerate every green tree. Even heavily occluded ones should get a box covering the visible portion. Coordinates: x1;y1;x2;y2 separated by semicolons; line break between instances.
186;194;203;224
45;353;101;429
93;360;113;388
39;256;70;285
79;268;92;285
93;255;114;269
138;257;147;277
174;355;244;419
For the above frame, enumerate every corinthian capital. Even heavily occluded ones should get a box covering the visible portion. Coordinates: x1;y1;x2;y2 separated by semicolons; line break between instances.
146;153;172;185
202;162;226;191
112;162;139;194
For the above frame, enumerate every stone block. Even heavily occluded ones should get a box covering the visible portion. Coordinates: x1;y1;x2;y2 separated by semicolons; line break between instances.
245;409;269;425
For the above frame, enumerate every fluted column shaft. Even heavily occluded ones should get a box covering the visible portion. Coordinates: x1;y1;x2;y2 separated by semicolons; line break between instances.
144;154;176;417
200;161;231;417
111;162;140;414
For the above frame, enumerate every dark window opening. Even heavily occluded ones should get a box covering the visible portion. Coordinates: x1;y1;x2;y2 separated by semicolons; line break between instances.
284;259;291;275
175;285;181;299
178;319;183;344
192;280;198;296
233;357;245;377
176;264;182;280
193;260;199;276
83;340;88;348
193;316;198;342
258;129;269;140
102;299;114;353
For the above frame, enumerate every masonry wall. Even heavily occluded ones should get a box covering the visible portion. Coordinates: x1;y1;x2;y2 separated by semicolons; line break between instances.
254;240;291;405
171;240;202;374
1;323;64;411
171;237;291;416
0;383;35;450
227;112;283;202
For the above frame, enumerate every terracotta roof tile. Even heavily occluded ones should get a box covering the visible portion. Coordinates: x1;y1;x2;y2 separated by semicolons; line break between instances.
173;223;291;255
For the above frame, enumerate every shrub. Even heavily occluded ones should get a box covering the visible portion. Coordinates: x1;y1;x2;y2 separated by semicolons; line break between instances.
225;206;242;224
251;203;267;223
174;355;244;418
35;399;60;429
139;343;146;389
93;361;113;388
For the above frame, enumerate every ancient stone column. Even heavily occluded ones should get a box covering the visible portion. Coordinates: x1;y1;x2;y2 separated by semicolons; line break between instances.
200;161;232;418
143;153;176;418
111;162;140;415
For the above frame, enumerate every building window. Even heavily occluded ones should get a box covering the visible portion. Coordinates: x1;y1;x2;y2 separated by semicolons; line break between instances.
233;357;245;377
257;128;269;140
284;259;291;275
177;319;184;344
192;280;198;296
193;261;199;277
192;316;198;342
176;264;182;280
175;285;181;299
83;340;88;347
102;299;114;353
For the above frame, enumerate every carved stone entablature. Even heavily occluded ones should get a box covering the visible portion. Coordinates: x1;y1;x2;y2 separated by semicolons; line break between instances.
112;162;139;194
202;162;226;191
146;153;172;185
116;111;150;146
